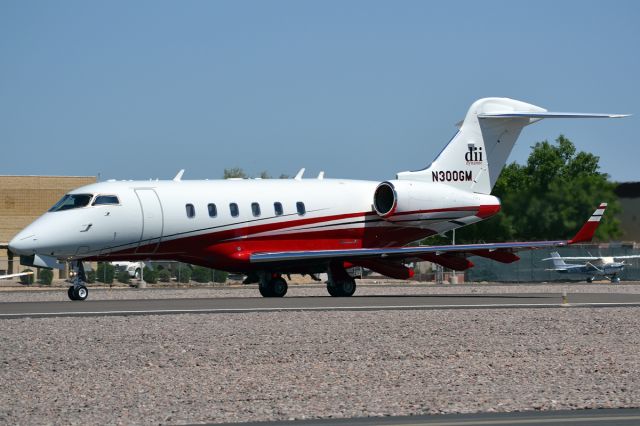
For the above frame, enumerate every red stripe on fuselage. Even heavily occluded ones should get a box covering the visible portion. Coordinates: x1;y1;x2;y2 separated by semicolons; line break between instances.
93;205;493;270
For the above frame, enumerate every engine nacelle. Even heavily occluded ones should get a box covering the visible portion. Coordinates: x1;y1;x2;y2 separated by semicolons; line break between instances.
372;180;500;224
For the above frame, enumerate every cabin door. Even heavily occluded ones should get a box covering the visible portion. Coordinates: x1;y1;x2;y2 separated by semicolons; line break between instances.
134;189;163;254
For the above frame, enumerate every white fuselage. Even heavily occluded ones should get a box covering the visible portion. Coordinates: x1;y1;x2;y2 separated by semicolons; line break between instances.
9;178;499;273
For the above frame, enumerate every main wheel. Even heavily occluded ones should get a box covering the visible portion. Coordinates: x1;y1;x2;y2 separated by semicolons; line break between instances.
327;278;356;297
259;281;274;297
271;277;288;297
612;276;621;283
586;277;594;283
259;276;288;297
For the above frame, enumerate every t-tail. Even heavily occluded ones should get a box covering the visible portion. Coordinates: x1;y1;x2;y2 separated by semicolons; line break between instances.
549;252;568;269
396;98;628;194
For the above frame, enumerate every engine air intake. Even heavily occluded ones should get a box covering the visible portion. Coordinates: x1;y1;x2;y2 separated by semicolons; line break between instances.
373;182;397;217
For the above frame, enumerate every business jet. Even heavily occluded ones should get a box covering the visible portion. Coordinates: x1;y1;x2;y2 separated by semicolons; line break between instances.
8;97;627;300
544;251;640;283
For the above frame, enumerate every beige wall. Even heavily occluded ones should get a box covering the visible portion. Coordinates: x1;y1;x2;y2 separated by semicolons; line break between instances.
0;176;96;244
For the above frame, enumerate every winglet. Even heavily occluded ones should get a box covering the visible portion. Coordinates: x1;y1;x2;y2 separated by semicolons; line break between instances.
568;203;607;244
173;169;185;182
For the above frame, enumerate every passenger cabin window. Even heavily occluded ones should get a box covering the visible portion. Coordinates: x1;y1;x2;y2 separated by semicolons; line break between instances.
186;204;195;218
208;203;217;218
230;203;239;218
296;202;306;216
49;194;93;212
92;195;120;206
274;202;283;216
251;202;261;217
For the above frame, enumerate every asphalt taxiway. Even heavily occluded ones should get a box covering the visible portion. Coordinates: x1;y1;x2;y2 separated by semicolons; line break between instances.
219;408;640;426
2;292;640;318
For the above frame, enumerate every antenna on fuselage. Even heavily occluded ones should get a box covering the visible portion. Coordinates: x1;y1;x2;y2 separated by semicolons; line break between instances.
294;168;305;180
173;169;185;182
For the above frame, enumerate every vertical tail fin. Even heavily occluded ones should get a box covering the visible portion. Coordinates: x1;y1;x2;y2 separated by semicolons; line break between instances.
549;252;568;268
396;98;627;194
568;203;608;244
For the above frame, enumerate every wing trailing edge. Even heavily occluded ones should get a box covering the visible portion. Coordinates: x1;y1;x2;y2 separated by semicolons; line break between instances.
250;203;607;265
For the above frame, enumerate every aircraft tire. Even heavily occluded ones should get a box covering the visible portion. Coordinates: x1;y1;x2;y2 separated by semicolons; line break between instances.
259;277;288;297
326;278;356;297
76;285;88;300
271;277;288;297
67;286;77;301
587;277;594;283
258;282;274;297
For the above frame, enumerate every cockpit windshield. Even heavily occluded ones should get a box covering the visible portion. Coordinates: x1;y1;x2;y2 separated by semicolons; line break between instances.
92;195;120;206
48;194;93;212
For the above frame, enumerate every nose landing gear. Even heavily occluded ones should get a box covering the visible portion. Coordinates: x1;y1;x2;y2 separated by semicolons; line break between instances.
68;261;89;301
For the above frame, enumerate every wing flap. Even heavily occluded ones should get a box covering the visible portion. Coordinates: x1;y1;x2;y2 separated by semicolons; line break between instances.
250;240;567;263
251;203;607;265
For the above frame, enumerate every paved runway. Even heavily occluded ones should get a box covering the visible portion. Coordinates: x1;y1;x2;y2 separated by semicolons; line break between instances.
220;408;640;426
2;292;640;318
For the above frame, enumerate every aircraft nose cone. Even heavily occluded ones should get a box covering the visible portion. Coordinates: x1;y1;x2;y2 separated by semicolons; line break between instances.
8;231;37;255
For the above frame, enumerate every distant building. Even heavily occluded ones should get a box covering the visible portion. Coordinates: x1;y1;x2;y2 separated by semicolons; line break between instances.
0;175;96;275
614;182;640;242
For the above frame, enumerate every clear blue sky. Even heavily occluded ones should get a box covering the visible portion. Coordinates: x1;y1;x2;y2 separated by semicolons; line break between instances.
1;1;638;182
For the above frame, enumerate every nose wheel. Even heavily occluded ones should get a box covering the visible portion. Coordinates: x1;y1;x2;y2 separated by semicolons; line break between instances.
68;285;89;301
68;260;89;301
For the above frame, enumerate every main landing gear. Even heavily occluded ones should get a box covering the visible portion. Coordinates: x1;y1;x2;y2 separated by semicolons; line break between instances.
68;261;89;301
326;264;357;297
259;273;288;297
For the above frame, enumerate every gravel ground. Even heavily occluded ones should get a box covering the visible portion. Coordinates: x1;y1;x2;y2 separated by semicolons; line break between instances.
2;281;640;303
1;306;640;425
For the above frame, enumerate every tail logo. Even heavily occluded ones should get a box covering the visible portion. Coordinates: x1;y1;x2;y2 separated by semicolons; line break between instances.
465;146;483;165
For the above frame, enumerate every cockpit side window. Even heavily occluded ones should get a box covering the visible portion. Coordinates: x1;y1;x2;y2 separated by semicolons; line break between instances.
48;194;93;212
92;195;120;206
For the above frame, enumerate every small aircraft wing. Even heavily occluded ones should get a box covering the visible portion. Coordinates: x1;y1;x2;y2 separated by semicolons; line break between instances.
252;203;607;266
542;255;599;261
0;271;34;280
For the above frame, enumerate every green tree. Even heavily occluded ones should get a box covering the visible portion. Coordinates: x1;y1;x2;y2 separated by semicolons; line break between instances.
213;270;228;283
430;135;620;244
157;269;171;283
38;269;53;285
224;167;248;179
20;269;34;285
191;266;212;283
143;266;158;284
96;263;115;284
117;270;131;284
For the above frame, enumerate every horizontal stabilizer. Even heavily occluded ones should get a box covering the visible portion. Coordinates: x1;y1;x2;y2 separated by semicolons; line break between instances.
479;112;629;119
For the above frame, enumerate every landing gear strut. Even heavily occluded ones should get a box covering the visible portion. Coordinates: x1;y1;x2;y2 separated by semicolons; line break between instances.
68;261;89;301
259;273;288;297
326;263;357;297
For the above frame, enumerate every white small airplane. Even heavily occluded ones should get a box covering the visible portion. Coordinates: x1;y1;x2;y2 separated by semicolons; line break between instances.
544;251;640;283
8;97;627;300
0;271;34;281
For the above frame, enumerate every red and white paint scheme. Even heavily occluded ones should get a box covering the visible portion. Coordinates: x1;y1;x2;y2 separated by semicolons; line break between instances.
9;98;627;300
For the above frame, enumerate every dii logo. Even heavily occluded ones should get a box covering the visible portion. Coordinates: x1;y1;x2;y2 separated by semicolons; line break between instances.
465;146;483;164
